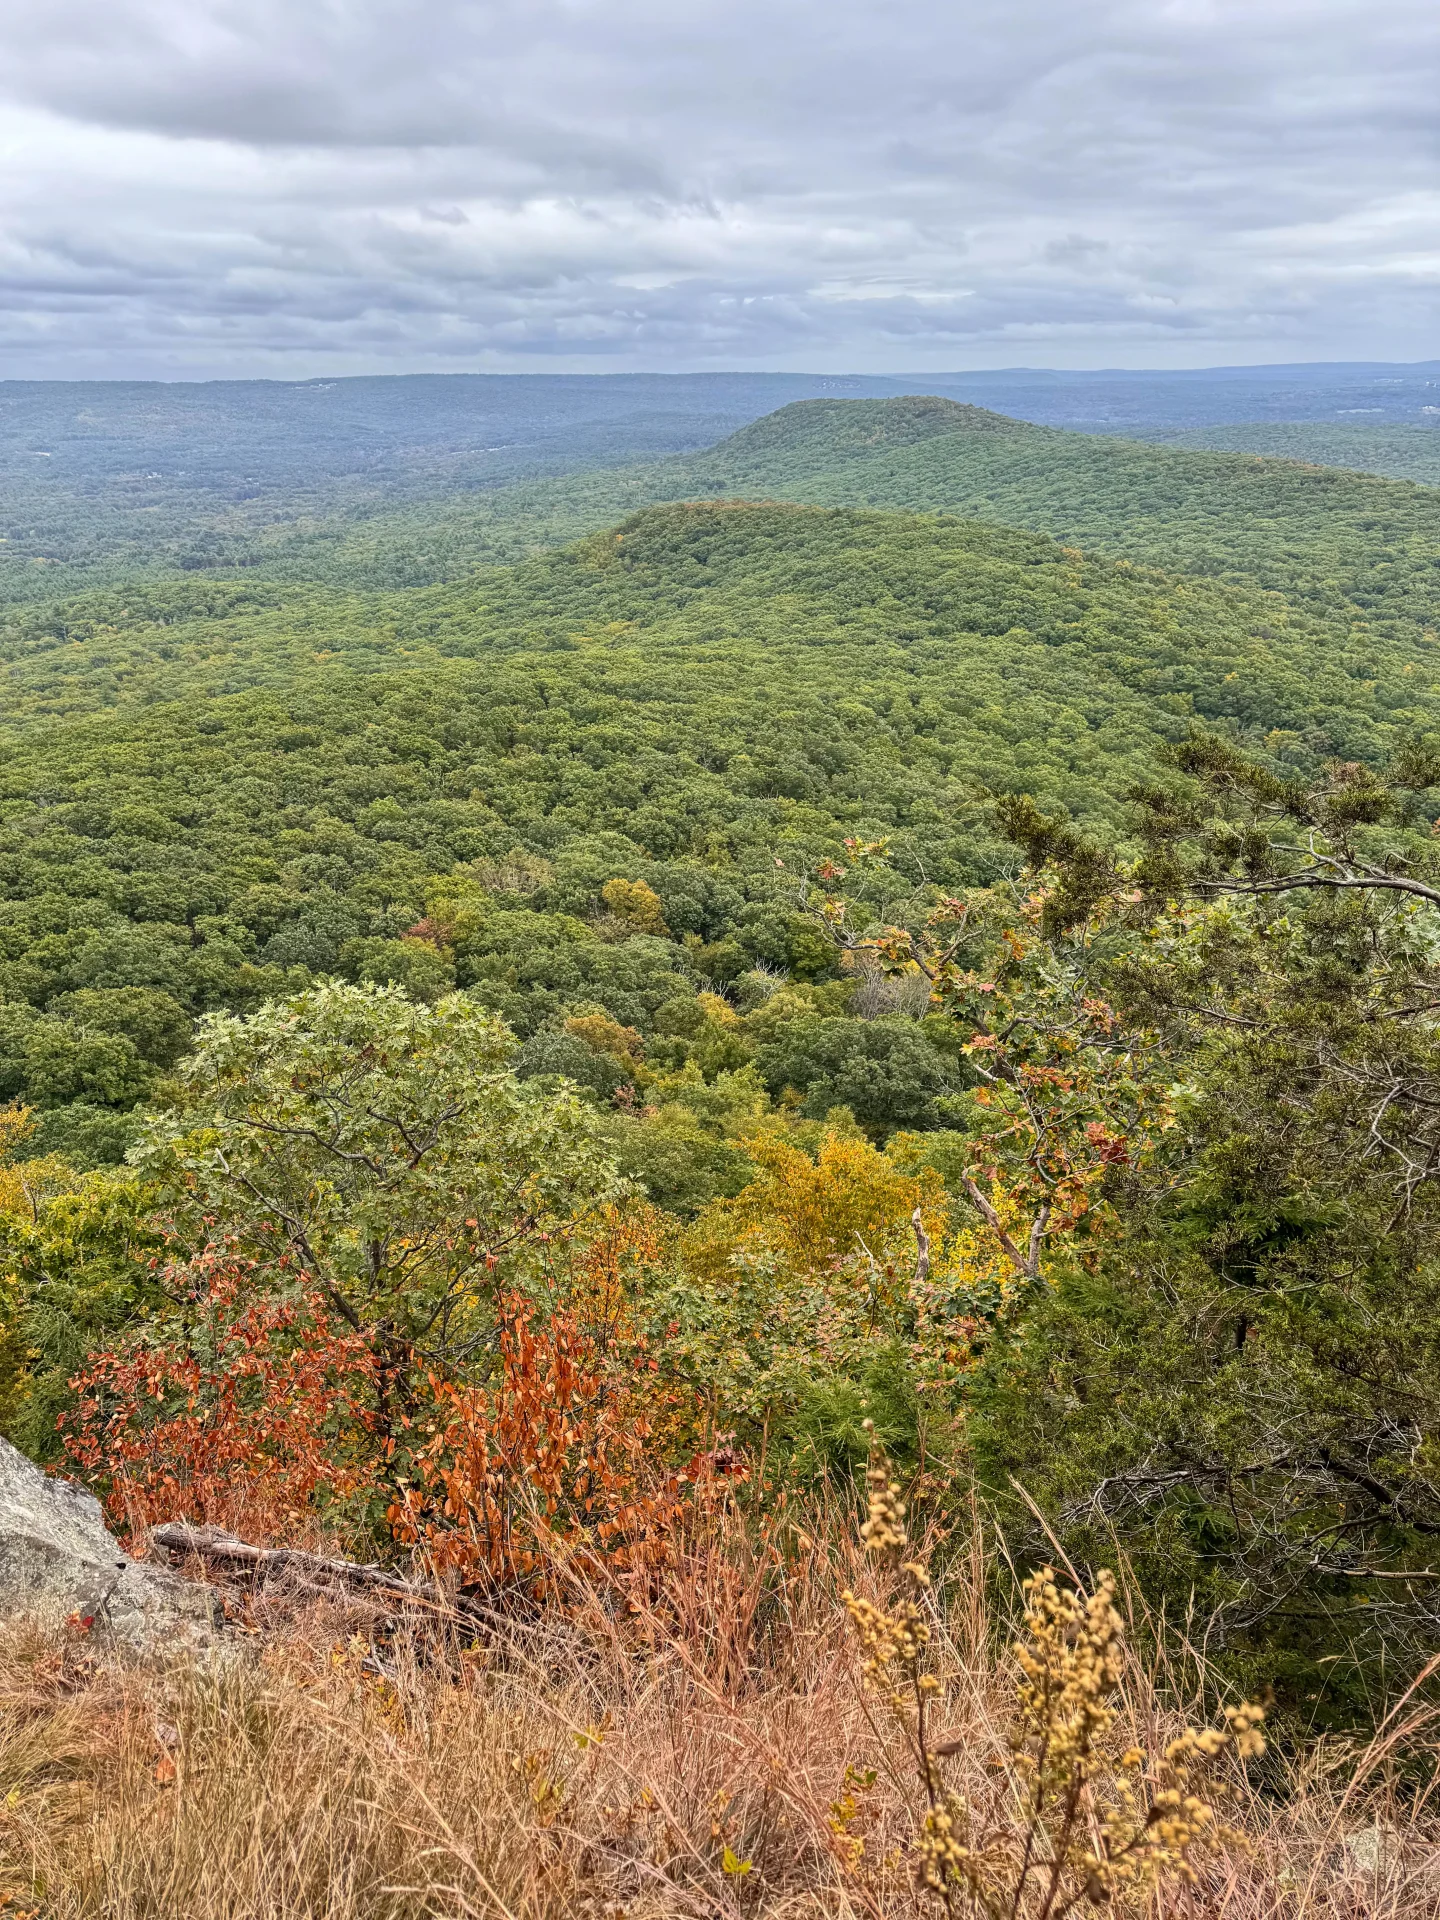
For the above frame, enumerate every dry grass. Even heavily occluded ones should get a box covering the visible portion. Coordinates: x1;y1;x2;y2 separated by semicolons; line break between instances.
0;1516;1436;1919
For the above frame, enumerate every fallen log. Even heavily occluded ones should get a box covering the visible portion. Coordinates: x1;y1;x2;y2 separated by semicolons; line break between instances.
150;1522;569;1636
150;1521;439;1606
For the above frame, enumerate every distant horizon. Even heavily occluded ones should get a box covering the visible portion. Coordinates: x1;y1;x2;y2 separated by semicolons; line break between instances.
5;358;1440;390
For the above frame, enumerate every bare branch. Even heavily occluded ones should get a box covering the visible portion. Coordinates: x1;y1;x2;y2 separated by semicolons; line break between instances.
911;1205;930;1287
961;1176;1046;1281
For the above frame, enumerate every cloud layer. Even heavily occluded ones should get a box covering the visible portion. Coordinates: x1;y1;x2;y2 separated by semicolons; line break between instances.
1;0;1437;375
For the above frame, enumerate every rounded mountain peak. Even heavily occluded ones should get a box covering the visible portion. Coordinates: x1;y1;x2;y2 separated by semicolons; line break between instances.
713;393;1025;460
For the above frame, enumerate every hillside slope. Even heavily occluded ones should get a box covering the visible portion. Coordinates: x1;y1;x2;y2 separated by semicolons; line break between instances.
3;500;1435;763
217;399;1440;641
5;495;1438;1163
691;401;1440;630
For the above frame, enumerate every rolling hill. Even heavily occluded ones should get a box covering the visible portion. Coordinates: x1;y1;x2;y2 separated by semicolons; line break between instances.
5;405;1440;1169
1;493;1437;1122
201;397;1440;646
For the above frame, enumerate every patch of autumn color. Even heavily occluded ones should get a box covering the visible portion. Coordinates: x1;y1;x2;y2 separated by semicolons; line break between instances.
600;876;669;937
402;913;456;951
563;1011;644;1063
0;1106;35;1169
62;1243;379;1544
0;1105;70;1217
945;1178;1051;1293
685;1130;947;1284
387;1295;691;1596
563;1203;700;1463
823;871;1173;1285
563;1203;665;1336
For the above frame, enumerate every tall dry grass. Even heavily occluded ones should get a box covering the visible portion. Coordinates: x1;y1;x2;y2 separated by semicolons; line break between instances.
0;1509;1435;1919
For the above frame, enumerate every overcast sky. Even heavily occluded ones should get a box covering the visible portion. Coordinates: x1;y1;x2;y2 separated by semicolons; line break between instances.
0;0;1436;378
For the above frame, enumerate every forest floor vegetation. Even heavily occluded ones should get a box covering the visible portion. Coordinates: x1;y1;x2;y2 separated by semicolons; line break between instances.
0;1503;1434;1920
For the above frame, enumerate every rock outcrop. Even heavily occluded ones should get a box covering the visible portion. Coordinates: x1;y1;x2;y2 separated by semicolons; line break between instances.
0;1436;220;1649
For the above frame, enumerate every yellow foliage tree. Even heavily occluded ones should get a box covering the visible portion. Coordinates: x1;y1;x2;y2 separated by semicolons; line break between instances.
685;1129;947;1285
564;1010;644;1063
0;1106;72;1223
0;1106;90;1438
600;877;669;937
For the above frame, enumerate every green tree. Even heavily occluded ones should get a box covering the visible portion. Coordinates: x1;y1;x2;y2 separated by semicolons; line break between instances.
0;1160;167;1461
755;1015;952;1140
967;746;1440;1717
132;982;620;1409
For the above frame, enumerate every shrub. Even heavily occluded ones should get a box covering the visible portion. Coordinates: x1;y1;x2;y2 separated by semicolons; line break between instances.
62;1243;379;1542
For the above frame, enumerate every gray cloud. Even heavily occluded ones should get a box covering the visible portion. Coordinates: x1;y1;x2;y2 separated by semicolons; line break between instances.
0;0;1436;375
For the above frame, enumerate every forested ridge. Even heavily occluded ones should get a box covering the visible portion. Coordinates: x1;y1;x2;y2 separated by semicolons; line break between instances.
10;390;1440;636
127;393;1440;653
1139;418;1440;486
7;497;1437;745
1;491;1435;1151
5;394;1440;1788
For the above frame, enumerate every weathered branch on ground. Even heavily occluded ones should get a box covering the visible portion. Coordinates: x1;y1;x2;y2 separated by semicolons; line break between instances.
150;1521;440;1606
149;1521;554;1631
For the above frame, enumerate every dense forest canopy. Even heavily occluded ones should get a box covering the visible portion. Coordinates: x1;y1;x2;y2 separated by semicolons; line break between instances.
7;493;1437;742
2;490;1439;1164
7;387;1440;1738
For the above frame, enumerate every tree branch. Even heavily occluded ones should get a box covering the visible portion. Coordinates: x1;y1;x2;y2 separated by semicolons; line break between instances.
961;1177;1046;1281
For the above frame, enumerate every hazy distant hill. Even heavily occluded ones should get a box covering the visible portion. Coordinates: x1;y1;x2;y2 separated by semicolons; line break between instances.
0;373;940;605
704;395;1021;461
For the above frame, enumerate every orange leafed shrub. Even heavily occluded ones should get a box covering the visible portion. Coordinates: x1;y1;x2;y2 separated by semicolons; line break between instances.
387;1306;686;1594
389;1206;696;1594
62;1243;380;1544
64;1205;698;1587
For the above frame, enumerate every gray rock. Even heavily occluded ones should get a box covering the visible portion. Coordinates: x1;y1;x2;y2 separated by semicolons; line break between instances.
0;1435;221;1649
1340;1823;1401;1880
